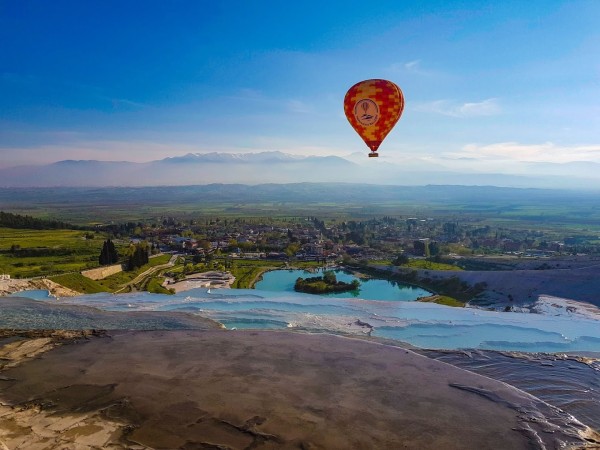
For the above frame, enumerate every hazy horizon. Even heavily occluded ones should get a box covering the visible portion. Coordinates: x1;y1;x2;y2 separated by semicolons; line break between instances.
1;150;600;190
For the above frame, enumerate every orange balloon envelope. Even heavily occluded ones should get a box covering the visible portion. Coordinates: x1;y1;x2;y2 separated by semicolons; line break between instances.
344;79;404;157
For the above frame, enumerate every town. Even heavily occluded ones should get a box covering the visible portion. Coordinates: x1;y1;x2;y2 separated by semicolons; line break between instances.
111;214;598;264
2;208;600;308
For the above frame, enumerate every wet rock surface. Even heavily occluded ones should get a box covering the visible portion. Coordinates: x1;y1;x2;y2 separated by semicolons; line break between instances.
0;329;597;449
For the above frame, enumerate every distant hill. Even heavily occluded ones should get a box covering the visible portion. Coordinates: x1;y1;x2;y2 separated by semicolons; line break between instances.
0;152;359;187
0;151;599;189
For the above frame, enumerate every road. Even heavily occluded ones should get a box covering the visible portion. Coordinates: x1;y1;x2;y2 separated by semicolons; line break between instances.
114;254;178;293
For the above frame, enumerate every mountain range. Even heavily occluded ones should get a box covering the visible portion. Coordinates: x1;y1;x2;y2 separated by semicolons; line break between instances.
0;151;599;189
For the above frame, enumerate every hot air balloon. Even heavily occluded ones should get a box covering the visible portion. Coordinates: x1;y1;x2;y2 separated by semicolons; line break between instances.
344;79;404;157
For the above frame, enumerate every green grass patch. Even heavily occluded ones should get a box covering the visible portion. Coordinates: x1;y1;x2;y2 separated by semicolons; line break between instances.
228;259;329;288
230;260;286;289
49;273;110;294
368;259;393;265
403;259;462;271
146;277;174;295
291;261;327;269
147;254;172;266
417;295;465;307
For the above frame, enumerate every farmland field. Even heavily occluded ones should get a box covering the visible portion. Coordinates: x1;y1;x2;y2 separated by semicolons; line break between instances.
3;185;600;228
0;228;108;278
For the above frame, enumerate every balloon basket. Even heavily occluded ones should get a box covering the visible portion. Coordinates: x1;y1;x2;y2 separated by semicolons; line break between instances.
368;152;379;158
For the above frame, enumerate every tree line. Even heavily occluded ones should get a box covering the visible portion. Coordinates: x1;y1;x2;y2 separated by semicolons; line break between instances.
0;211;78;230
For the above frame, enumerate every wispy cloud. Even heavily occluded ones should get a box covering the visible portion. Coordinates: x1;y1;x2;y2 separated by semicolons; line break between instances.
414;98;500;117
447;142;600;163
287;99;312;114
388;60;432;76
404;60;421;70
106;97;149;109
223;88;270;105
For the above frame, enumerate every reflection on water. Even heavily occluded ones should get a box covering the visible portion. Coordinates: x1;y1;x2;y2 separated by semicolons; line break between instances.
255;268;431;301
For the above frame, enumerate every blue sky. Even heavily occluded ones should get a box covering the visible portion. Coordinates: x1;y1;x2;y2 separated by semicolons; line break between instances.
1;0;599;171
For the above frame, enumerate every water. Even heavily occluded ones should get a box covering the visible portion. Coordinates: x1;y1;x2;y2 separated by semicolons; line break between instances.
10;289;55;301
4;288;600;434
12;287;596;355
420;349;600;431
255;268;431;300
374;323;600;353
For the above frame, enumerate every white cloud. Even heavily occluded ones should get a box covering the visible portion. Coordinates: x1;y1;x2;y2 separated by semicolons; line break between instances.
414;98;500;117
448;142;600;163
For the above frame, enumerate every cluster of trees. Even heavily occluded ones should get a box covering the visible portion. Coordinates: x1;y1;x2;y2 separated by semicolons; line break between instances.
8;246;73;257
412;240;440;257
98;239;157;271
98;222;144;238
294;270;360;294
127;242;150;271
0;211;76;230
99;239;119;265
392;253;409;265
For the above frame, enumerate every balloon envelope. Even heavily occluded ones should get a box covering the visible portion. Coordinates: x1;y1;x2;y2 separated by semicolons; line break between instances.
344;79;404;156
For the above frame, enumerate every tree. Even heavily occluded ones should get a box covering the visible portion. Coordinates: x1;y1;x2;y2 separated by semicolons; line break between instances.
126;242;149;271
413;240;429;257
323;270;337;285
99;239;119;265
198;240;211;251
284;243;300;257
392;253;409;266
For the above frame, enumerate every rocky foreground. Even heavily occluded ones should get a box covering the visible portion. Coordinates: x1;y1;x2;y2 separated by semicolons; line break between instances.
0;278;80;298
0;326;598;449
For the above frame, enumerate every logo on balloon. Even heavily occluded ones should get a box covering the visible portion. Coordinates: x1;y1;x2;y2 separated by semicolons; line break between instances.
354;99;379;126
